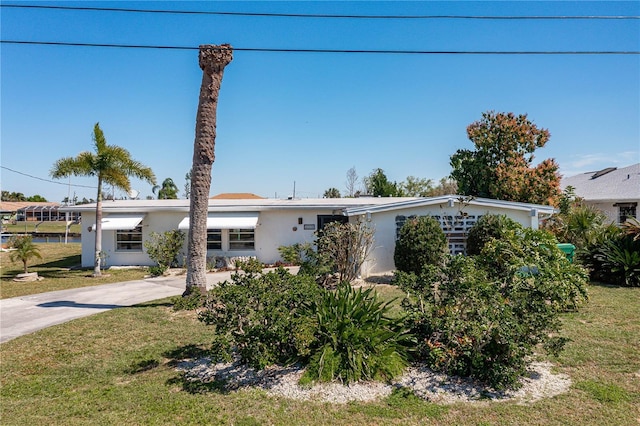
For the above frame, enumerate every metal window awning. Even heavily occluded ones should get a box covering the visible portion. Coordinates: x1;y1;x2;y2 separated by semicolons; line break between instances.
92;214;145;231
178;213;259;230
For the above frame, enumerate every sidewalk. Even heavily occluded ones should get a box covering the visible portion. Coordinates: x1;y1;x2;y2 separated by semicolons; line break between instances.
0;270;235;344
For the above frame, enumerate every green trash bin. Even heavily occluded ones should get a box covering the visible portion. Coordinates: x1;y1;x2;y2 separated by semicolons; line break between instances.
556;243;576;263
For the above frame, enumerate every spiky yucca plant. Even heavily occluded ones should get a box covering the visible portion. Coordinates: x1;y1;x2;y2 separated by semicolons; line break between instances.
301;284;414;385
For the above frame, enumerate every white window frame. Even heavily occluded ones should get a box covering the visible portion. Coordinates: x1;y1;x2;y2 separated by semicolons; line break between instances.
115;225;143;252
207;228;223;250
228;228;255;250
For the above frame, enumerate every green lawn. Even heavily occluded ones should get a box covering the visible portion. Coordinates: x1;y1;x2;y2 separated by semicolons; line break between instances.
1;283;638;425
2;220;82;235
0;243;148;299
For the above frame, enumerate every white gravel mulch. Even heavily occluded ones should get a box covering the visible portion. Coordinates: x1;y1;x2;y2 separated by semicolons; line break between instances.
176;358;571;405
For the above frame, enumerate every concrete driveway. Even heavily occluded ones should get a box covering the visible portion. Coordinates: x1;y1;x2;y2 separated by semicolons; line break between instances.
0;271;235;344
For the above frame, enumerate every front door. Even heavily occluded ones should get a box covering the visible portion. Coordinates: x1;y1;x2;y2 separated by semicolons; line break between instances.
317;214;348;231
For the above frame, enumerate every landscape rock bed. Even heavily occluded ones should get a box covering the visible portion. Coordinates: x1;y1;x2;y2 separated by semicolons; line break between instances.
176;358;571;405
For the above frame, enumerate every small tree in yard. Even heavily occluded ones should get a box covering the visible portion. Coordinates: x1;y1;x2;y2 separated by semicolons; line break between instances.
144;230;185;276
317;220;375;285
279;221;375;287
8;235;42;273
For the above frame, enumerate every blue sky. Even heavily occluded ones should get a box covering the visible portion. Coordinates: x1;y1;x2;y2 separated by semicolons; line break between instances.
2;1;639;202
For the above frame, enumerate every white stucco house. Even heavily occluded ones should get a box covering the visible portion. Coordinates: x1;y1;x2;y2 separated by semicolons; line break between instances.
62;195;555;277
561;163;640;224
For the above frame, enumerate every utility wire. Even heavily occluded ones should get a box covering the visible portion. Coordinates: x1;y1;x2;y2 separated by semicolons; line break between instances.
1;166;98;189
2;41;638;55
2;4;638;19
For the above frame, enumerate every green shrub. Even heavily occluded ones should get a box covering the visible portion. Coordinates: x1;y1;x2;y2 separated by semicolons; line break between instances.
577;223;622;279
198;267;323;369
234;257;263;274
563;205;609;248
478;227;589;311
465;214;519;255
279;221;375;287
394;216;447;275
301;284;414;385
172;291;205;311
147;265;167;277
594;235;640;287
543;203;613;252
144;230;185;273
278;242;333;285
395;223;589;389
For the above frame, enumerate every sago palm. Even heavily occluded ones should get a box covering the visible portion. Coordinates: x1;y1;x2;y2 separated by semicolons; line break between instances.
50;123;156;276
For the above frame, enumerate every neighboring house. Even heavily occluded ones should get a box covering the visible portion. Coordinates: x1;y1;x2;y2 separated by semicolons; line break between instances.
561;163;640;224
61;195;555;277
0;201;64;222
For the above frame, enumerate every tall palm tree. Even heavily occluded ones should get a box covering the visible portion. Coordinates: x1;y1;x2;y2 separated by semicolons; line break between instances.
185;44;233;295
51;123;156;276
153;177;179;199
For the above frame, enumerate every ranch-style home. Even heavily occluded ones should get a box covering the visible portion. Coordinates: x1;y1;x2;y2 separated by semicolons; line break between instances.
62;195;556;277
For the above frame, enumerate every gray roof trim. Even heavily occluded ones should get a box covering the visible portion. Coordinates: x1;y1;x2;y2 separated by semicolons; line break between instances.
344;195;557;216
58;197;420;214
59;196;557;217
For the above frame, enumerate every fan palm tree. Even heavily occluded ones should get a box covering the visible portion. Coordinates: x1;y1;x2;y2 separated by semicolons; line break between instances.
153;177;179;199
51;123;156;276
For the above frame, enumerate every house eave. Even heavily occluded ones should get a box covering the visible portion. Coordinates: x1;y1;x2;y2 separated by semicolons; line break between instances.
58;197;421;214
344;195;557;216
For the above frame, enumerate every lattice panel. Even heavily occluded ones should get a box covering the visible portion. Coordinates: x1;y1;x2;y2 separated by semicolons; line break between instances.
395;214;483;255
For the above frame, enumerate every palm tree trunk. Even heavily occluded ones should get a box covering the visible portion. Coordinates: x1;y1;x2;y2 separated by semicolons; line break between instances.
185;44;233;295
94;176;103;277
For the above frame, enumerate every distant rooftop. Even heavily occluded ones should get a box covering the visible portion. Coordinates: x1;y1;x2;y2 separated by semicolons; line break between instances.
562;163;640;202
210;193;265;200
0;201;60;212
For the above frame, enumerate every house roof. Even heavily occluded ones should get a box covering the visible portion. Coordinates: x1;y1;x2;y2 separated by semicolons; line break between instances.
60;195;556;218
344;195;557;216
561;163;640;202
0;201;60;213
59;197;420;214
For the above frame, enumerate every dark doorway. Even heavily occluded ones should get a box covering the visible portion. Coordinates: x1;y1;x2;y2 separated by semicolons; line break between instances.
317;214;348;231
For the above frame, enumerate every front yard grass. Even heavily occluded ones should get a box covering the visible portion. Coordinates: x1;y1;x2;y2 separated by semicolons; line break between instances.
1;283;638;425
0;243;147;299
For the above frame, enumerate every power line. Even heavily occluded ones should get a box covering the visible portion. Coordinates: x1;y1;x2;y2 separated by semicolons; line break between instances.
2;4;638;20
1;166;98;189
2;40;638;55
